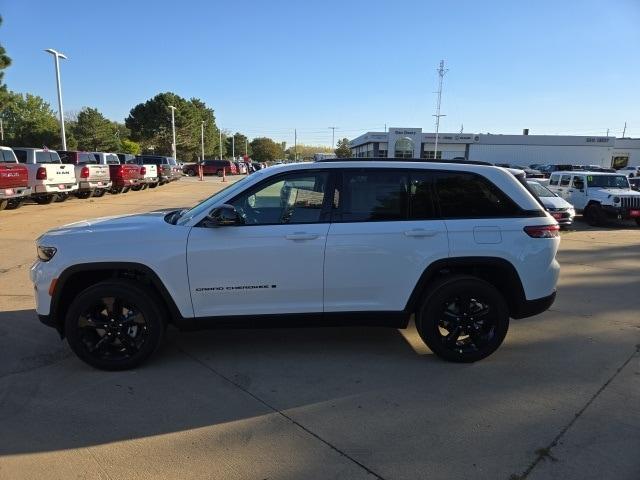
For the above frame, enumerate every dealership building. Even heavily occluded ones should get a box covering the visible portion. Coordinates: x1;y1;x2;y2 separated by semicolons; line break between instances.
349;128;640;168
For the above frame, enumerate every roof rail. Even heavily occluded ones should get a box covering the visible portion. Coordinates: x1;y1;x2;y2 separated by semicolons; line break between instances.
315;157;493;166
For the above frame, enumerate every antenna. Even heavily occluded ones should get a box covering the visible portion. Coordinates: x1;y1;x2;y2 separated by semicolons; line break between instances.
433;60;448;158
622;121;627;138
460;123;463;134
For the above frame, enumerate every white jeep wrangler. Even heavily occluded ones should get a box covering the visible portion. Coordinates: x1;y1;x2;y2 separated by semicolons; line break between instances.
31;160;561;370
548;171;640;226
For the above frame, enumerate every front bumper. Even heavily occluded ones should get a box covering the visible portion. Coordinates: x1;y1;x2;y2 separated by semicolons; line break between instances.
602;205;640;220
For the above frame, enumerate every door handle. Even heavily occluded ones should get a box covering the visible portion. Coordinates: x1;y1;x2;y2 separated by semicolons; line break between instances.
285;232;319;241
404;229;438;237
568;189;574;192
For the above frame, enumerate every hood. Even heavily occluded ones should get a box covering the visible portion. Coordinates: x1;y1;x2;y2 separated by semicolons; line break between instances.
540;196;573;210
41;210;176;238
592;188;640;197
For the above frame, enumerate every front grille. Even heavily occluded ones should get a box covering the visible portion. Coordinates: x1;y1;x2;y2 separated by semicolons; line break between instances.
621;197;640;209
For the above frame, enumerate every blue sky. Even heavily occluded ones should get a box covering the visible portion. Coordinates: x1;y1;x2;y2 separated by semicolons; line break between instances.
2;0;639;146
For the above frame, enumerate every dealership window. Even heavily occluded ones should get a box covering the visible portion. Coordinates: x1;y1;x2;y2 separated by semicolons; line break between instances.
394;137;414;159
377;142;388;158
422;150;442;160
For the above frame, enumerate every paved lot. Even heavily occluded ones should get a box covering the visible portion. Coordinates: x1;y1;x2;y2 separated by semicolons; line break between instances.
0;177;638;480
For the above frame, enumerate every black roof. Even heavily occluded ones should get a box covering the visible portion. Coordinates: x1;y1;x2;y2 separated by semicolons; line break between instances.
315;157;492;166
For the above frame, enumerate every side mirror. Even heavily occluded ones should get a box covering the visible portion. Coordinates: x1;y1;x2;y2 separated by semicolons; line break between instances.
208;204;240;226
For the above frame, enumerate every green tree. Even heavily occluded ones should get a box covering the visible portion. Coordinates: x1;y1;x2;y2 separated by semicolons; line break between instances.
250;137;284;162
73;107;120;151
0;91;59;147
285;143;333;161
0;16;11;87
225;132;251;158
121;138;141;155
126;92;222;161
334;138;352;158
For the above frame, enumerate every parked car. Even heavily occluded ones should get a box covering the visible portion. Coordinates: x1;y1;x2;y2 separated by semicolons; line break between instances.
168;157;182;181
58;150;112;198
135;155;173;184
234;161;248;174
537;164;574;178
13;147;78;204
527;180;574;227
629;178;640;191
496;163;545;179
0;146;31;210
184;159;238;176
616;166;640;178
32;160;560;370
118;154;159;189
548;171;640;226
92;152;142;194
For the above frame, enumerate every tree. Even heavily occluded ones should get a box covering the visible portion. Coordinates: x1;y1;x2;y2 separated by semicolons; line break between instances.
126;92;222;161
335;138;352;158
0;91;59;147
225;132;251;158
0;16;11;87
73;107;120;151
285;143;333;161
121;138;141;155
250;137;283;162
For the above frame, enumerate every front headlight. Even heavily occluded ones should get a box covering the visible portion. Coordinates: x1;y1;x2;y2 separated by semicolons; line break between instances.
37;246;57;262
613;196;621;203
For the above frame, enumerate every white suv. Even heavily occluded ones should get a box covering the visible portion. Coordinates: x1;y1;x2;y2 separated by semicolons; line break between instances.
548;171;640;226
31;161;560;370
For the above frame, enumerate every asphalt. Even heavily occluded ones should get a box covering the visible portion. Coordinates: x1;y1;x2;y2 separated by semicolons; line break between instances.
0;176;638;480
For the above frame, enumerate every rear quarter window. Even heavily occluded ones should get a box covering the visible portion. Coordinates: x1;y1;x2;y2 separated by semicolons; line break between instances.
434;172;520;218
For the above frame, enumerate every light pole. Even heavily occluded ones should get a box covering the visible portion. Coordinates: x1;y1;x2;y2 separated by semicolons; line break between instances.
200;121;205;181
44;48;67;150
219;129;225;182
168;105;177;159
328;126;337;149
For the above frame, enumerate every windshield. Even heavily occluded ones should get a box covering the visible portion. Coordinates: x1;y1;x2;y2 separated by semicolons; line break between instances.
176;173;259;225
35;151;61;163
587;175;629;189
0;150;17;163
528;181;556;197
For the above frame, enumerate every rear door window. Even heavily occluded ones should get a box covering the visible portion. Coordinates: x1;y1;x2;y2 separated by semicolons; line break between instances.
434;172;520;218
79;153;97;164
560;175;571;186
35;151;60;163
14;150;27;163
549;175;559;186
408;171;437;219
338;170;408;222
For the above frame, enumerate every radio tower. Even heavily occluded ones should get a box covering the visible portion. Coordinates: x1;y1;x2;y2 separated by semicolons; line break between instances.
433;60;448;159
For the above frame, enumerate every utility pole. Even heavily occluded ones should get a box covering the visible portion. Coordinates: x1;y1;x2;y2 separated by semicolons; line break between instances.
460;124;463;134
433;60;448;159
199;121;205;181
44;49;67;150
168;105;177;159
232;135;235;159
219;129;225;182
606;128;609;136
328;126;337;149
384;123;387;132
294;128;297;161
622;121;627;138
0;118;3;141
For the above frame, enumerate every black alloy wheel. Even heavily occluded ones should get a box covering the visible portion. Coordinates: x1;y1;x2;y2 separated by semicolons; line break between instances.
92;188;106;197
65;281;165;370
416;276;509;363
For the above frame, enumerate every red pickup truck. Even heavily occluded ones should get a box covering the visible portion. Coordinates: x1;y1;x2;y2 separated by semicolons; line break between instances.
0;146;31;210
92;152;143;194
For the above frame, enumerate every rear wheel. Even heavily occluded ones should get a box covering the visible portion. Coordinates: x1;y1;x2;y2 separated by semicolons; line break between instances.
416;275;510;363
75;190;92;199
216;169;223;177
64;281;166;370
92;188;106;198
0;199;8;211
55;193;69;202
6;198;23;209
185;169;195;177
148;182;158;188
131;184;143;191
584;204;605;226
122;186;131;194
34;194;57;204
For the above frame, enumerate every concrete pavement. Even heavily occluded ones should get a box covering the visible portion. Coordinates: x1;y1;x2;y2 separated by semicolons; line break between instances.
0;177;638;479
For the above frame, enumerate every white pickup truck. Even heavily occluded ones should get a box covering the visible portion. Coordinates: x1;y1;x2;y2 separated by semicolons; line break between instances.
548;171;640;226
12;148;78;204
58;150;112;198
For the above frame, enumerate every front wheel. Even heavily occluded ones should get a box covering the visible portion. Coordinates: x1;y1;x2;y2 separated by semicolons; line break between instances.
416;275;509;363
6;198;23;209
584;204;605;226
64;281;166;370
92;188;106;198
34;194;57;204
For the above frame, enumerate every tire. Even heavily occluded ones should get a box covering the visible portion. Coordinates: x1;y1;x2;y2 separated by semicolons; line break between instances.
584;204;605;226
415;275;510;363
110;186;123;194
0;199;7;211
131;184;143;191
6;198;23;210
64;281;166;370
148;182;158;189
185;169;195;177
122;186;131;194
75;191;92;199
55;193;69;203
216;169;223;177
635;219;640;227
92;188;106;198
34;194;57;204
